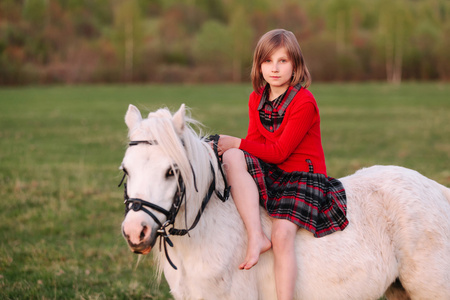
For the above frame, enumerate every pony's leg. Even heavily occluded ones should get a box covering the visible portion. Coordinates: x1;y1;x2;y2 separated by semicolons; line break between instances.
222;149;272;270
272;218;299;300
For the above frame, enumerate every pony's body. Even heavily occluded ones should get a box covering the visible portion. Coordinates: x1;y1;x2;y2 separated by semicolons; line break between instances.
121;104;450;300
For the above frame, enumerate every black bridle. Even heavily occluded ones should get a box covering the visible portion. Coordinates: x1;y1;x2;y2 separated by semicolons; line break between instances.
118;135;230;270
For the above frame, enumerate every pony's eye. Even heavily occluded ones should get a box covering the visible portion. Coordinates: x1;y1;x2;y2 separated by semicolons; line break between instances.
166;168;175;178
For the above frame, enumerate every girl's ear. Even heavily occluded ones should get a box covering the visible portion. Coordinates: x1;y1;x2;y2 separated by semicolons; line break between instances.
172;104;186;136
125;104;142;131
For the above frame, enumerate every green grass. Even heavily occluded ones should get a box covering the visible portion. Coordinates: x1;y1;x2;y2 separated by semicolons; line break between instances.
0;83;449;299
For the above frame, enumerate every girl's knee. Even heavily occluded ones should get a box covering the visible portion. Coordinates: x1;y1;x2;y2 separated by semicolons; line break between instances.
271;220;298;250
222;148;245;167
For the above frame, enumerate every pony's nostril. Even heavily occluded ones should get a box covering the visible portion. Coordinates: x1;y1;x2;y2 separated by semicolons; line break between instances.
140;225;148;241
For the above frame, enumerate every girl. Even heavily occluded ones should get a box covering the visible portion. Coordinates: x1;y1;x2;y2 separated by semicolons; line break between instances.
217;29;349;300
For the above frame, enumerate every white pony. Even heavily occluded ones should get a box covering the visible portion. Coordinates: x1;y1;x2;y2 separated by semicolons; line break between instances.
120;104;450;300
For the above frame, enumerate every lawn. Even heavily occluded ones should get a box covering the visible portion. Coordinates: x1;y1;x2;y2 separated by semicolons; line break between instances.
0;83;449;299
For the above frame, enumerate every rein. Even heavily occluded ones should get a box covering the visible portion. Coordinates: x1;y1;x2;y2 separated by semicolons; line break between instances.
119;136;230;270
207;134;231;201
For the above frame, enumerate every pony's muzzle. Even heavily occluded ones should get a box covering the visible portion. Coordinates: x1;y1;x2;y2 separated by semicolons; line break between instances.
122;220;154;254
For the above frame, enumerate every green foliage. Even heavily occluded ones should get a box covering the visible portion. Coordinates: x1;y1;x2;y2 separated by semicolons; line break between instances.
111;0;145;82
194;20;231;64
1;0;450;84
0;83;449;299
22;0;48;24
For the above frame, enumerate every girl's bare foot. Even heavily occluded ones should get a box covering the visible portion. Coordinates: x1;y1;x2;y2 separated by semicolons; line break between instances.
239;234;272;270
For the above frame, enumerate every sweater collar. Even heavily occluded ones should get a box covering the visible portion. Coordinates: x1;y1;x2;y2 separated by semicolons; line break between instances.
257;83;303;116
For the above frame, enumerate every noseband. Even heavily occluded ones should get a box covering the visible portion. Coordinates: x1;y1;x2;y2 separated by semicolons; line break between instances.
119;136;229;270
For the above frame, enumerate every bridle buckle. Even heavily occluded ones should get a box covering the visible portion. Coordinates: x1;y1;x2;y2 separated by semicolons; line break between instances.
157;220;171;236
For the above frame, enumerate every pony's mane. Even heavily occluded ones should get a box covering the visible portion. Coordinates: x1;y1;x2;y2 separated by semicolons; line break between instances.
133;107;216;210
132;106;224;282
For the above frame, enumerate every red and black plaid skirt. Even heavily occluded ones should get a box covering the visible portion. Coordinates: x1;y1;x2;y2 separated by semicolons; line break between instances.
244;152;349;238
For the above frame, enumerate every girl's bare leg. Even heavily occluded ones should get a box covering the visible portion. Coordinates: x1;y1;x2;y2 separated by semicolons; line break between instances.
272;218;299;300
222;149;272;270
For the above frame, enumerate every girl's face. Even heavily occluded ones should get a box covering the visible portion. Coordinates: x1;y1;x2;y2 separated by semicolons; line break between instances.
261;47;293;92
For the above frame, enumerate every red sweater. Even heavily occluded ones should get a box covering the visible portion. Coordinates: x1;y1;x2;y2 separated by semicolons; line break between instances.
239;87;327;176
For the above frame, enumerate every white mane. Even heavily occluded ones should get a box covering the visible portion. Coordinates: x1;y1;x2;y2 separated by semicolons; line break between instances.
133;107;229;283
131;107;219;204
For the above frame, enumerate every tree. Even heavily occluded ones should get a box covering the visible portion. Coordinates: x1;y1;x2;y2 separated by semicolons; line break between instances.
375;0;413;84
229;6;253;82
194;20;231;66
112;0;144;82
23;0;48;25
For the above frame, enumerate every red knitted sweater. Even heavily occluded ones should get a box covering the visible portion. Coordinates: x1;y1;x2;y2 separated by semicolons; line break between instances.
239;86;327;176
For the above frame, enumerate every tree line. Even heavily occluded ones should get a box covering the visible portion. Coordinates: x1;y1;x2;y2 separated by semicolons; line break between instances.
1;0;449;85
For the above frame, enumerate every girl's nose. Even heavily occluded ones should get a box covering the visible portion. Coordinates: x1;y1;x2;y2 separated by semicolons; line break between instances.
272;63;279;72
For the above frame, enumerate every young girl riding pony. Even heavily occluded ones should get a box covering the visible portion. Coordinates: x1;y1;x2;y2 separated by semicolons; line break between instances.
216;29;349;300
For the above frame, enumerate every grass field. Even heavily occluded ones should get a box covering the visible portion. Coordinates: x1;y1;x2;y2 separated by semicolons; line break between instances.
0;83;449;299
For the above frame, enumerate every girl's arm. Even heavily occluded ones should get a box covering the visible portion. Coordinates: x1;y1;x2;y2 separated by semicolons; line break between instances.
245;100;265;143
240;102;316;164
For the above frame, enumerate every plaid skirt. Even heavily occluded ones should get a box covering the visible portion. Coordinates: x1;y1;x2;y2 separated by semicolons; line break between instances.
244;152;349;238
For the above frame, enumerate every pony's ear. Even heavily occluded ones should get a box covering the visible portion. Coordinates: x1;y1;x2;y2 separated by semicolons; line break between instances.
172;104;186;135
125;104;142;131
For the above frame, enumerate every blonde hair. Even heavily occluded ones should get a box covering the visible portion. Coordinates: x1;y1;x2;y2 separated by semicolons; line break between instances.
250;29;311;93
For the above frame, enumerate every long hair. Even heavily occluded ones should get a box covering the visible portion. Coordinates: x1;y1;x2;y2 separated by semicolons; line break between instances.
250;29;311;93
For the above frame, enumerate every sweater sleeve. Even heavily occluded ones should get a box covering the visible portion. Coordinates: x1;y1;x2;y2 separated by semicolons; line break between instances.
240;102;316;164
245;98;265;143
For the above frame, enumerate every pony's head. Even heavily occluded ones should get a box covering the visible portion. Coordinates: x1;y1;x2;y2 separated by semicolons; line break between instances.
120;104;204;255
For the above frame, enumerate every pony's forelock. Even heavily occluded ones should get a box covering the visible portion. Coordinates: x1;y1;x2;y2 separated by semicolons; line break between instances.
133;107;212;213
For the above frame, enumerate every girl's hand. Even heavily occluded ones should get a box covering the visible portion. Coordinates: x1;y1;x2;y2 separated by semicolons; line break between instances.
217;135;241;156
